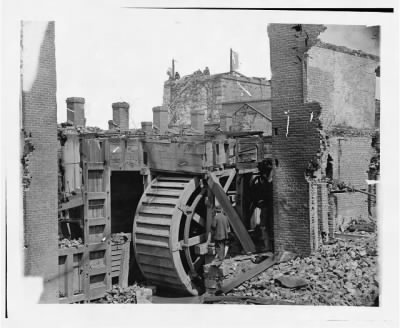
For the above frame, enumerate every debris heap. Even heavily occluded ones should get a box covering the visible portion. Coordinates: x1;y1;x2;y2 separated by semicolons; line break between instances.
224;233;378;306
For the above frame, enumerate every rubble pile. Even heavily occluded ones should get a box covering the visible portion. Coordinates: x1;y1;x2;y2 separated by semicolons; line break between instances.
225;233;378;306
94;284;155;304
95;285;138;304
58;237;83;248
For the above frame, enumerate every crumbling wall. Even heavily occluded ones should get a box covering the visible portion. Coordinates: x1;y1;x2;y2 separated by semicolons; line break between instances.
268;24;326;255
269;23;379;256
163;72;270;125
21;21;58;303
306;43;378;130
306;44;379;224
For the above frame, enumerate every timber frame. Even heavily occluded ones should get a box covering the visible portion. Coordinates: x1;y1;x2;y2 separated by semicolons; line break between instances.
57;126;272;300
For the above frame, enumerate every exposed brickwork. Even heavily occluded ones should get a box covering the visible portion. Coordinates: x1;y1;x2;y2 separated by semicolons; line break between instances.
268;24;325;255
269;24;379;255
334;192;369;222
21;21;58;303
329;137;374;189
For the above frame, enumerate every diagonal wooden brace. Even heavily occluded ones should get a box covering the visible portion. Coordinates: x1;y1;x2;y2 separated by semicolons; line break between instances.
207;172;256;253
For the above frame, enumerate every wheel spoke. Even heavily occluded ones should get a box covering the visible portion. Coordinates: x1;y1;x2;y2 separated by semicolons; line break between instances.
180;233;208;248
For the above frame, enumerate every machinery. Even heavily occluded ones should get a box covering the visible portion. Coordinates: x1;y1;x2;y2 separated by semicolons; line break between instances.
58;126;273;299
132;131;273;295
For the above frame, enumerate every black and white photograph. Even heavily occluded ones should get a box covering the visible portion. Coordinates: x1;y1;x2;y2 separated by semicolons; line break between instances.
1;1;399;328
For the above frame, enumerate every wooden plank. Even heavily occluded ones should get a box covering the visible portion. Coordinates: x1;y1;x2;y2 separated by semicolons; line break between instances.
135;226;170;238
138;205;175;216
146;189;181;198
58;195;84;212
119;243;130;288
58;246;85;257
66;253;74;302
86;192;107;200
86;163;104;170
180;233;208;248
141;196;179;206
220;256;276;293
151;181;187;189
207;172;256;253
111;249;123;255
111;254;122;261
136;216;172;227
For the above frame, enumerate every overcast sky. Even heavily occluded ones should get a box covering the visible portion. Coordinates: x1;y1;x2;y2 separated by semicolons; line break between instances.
55;10;379;129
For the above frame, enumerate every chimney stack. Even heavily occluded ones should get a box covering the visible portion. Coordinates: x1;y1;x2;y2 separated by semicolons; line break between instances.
112;102;130;131
141;121;153;134
190;110;205;134
152;106;168;134
66;97;86;127
220;113;233;132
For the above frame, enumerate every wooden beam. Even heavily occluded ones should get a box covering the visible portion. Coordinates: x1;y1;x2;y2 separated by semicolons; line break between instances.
219;255;276;294
180;233;208;248
58;194;84;212
207;172;255;253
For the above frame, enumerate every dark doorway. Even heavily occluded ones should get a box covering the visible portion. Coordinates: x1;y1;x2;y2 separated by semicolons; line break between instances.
110;171;143;233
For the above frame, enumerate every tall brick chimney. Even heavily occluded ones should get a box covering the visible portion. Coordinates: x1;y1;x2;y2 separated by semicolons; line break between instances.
220;113;233;132
66;97;85;127
191;110;205;133
141;121;153;134
152;106;168;134
112;102;130;131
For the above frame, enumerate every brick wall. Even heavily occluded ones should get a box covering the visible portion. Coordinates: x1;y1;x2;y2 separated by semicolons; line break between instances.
333;192;369;224
268;24;326;255
21;21;58;303
329;136;374;188
269;24;379;254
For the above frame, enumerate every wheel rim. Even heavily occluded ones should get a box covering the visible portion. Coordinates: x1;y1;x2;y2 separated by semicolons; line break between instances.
133;176;207;295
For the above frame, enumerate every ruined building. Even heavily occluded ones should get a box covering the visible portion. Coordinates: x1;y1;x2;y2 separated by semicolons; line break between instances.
268;24;379;255
21;21;59;303
163;70;272;135
19;21;379;303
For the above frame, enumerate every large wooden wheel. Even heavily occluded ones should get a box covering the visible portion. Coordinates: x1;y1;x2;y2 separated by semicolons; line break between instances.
132;176;207;295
